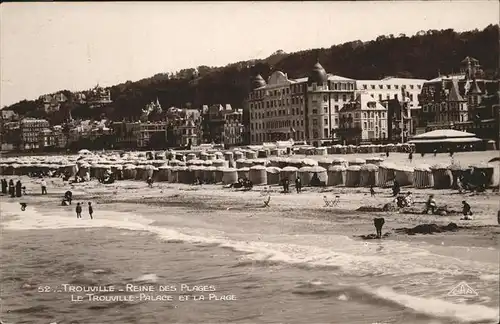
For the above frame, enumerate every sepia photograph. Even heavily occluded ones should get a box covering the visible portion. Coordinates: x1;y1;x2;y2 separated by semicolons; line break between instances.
0;1;499;324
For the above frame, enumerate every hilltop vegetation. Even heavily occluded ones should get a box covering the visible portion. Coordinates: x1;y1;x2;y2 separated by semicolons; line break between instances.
4;25;499;123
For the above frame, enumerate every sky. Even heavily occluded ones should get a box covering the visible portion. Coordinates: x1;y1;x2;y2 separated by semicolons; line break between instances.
1;1;498;108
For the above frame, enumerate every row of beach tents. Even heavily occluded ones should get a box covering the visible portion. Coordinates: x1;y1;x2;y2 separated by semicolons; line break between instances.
0;151;496;190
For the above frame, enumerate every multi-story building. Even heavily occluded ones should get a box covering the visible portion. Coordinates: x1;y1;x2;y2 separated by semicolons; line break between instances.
223;108;244;147
40;92;68;113
137;122;168;148
39;129;56;148
20;118;50;150
202;104;245;146
337;92;389;143
86;84;112;108
52;125;68;148
165;107;201;148
418;57;499;142
1;109;18;121
247;62;356;147
356;77;425;109
113;122;142;148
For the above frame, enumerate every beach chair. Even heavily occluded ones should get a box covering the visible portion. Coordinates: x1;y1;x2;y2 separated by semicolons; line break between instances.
263;195;271;207
323;195;340;207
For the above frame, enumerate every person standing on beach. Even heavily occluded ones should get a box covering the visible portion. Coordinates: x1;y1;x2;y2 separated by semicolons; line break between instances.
15;180;22;197
373;217;385;239
88;202;93;219
295;177;302;193
8;179;15;197
76;203;82;219
1;179;7;194
41;178;47;195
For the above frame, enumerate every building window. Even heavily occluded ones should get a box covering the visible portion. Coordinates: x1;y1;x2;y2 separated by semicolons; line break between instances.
371;85;375;90
342;94;347;101
312;119;318;126
334;105;339;112
312;109;318;114
324;128;329;138
334;118;338;125
324;118;328;125
363;85;367;90
363;112;367;118
395;85;399;90
394;94;398;100
363;122;367;129
324;107;328;114
323;95;328;102
334;94;339;101
387;85;391;89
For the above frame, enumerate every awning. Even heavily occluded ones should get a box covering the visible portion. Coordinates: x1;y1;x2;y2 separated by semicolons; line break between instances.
408;137;483;144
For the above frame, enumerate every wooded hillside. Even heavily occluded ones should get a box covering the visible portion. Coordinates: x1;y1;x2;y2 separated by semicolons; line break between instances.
5;25;499;123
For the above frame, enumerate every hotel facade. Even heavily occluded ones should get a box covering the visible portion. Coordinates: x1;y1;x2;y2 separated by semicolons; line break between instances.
246;62;427;146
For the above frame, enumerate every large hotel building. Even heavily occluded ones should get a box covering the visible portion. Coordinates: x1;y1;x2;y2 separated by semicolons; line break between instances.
246;62;427;146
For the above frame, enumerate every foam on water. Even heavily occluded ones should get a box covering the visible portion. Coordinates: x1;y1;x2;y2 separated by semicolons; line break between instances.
2;202;499;323
369;286;499;324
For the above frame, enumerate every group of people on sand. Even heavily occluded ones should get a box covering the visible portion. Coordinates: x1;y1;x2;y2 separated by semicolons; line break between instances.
1;178;26;198
75;202;93;219
281;177;302;193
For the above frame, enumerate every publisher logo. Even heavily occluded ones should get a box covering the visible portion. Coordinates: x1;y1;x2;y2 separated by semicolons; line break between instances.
447;281;478;297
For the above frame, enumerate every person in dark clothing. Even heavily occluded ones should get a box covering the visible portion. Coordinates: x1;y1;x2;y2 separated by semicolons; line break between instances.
76;203;82;219
15;180;22;197
386;151;390;158
1;179;7;194
146;176;153;188
408;152;413;162
64;191;73;204
421;152;425;157
282;178;289;193
88;202;93;220
433;149;437;157
392;180;400;197
370;185;375;197
8;179;15;198
20;202;27;211
295;177;302;193
373;217;385;239
462;201;472;217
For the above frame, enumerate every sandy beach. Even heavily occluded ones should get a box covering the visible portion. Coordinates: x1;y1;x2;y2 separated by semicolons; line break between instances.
1;157;499;324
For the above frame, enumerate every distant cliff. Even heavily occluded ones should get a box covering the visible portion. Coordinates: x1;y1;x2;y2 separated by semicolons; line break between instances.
5;25;499;123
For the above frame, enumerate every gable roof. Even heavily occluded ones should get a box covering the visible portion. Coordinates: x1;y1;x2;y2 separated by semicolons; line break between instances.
448;80;464;101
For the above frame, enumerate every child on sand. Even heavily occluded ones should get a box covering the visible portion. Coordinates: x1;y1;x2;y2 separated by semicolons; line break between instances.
88;202;93;220
460;201;473;220
76;203;82;219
